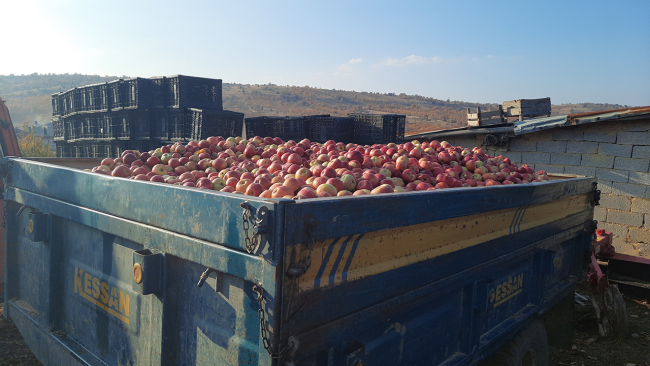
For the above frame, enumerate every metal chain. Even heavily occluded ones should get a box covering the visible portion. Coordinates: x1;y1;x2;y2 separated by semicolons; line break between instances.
253;284;288;359
241;203;260;254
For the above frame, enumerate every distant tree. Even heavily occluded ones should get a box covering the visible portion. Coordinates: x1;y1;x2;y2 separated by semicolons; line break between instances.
17;122;55;157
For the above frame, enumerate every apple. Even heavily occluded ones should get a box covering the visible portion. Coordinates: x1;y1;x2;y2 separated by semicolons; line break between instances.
371;184;394;194
151;164;167;175
326;178;345;192
272;185;294;198
111;165;130;178
316;183;337;196
101;158;115;169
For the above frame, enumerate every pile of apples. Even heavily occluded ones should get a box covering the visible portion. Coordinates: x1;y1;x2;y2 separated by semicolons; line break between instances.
91;135;550;199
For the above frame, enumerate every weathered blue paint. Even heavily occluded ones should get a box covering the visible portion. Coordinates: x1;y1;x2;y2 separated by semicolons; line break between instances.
2;157;596;365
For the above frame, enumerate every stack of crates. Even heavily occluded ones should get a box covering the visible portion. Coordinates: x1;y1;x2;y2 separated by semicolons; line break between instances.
349;113;406;145
305;115;354;143
186;109;244;142
51;75;241;158
243;114;402;144
243;117;268;139
243;116;308;142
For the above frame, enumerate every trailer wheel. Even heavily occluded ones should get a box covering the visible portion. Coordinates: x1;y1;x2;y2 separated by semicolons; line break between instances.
483;319;549;366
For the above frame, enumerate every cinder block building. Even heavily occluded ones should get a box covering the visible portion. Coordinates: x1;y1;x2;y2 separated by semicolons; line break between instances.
408;107;650;257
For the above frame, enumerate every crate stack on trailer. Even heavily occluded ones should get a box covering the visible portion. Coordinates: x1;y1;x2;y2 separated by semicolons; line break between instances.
243;113;403;144
349;113;406;145
52;75;243;158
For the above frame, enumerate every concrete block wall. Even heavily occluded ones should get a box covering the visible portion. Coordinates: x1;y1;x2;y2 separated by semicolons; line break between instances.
434;118;650;257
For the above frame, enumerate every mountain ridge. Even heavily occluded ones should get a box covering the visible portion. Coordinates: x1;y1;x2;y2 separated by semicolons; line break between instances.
1;73;633;136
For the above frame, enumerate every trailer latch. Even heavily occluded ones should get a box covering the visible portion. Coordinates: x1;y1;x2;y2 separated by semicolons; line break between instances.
27;211;50;242
132;249;163;295
591;182;601;206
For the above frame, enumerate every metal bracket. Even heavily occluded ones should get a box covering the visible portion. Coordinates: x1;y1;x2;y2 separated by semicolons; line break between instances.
27;211;50;242
255;206;270;236
132;249;163;295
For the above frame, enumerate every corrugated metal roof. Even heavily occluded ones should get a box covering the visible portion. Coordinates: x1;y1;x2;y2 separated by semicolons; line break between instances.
515;106;650;135
406;125;514;140
406;106;650;140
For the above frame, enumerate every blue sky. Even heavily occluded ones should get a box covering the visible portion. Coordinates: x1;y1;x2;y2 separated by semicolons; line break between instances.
2;0;649;106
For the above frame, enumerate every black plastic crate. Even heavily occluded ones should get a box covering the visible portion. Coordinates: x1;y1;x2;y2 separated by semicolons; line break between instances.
81;115;99;139
350;113;406;145
395;115;406;143
51;93;64;117
75;87;92;112
187;109;244;141
55;141;69;158
89;142;112;158
64;115;83;141
69;143;89;158
60;89;81;116
110;109;150;140
306;116;354;143
165;75;223;110
150;78;166;108
96;113;113;140
123;77;152;110
108;80;124;110
267;117;308;142
150;108;169;141
350;113;386;145
244;117;268;139
108;78;152;110
63;116;75;141
150;108;186;141
168;109;189;141
87;83;110;112
52;118;65;141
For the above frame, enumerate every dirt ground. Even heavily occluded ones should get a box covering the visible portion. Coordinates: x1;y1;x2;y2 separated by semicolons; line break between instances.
0;296;648;366
550;294;650;366
0;303;41;366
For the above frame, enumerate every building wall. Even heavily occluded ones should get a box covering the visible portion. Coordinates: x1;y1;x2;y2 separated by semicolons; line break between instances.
432;118;650;258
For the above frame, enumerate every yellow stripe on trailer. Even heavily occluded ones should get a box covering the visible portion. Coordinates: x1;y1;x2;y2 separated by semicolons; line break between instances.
295;194;590;292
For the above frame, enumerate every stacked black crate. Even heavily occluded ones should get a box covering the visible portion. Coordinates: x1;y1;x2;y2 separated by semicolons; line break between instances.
151;75;231;142
244;117;268;139
187;109;244;142
305;115;354;143
243;116;308;142
52;75;234;158
349;113;406;145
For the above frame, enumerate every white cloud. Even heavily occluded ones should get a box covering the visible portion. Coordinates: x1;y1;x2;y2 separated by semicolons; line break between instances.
373;54;434;67
404;55;429;64
337;63;354;72
349;58;363;64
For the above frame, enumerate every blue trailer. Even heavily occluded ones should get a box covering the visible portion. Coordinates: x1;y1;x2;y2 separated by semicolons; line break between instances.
1;156;597;365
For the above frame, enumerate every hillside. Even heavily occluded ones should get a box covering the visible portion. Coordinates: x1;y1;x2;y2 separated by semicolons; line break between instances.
0;73;632;136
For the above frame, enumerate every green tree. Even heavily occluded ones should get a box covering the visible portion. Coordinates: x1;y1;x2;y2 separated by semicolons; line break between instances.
17;122;55;157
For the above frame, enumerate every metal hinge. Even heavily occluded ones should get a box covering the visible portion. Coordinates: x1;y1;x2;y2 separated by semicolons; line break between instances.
240;202;270;254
